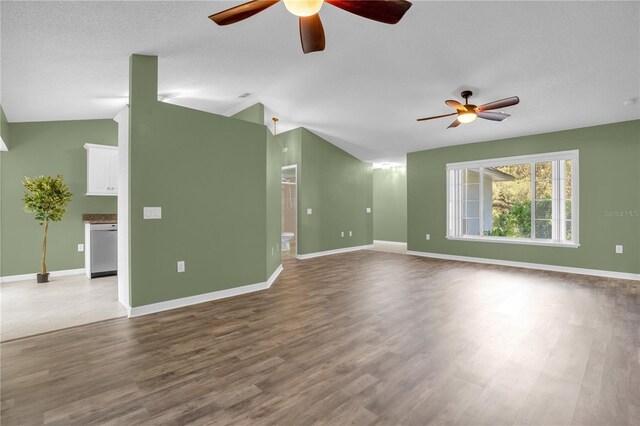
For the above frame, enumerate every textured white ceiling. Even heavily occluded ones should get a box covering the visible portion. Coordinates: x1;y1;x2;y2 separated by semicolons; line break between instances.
1;1;639;163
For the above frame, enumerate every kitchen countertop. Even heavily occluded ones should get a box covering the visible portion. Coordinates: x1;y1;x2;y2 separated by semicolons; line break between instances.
82;214;117;224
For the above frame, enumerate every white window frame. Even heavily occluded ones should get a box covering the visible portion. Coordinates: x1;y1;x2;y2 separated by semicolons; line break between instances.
446;150;579;247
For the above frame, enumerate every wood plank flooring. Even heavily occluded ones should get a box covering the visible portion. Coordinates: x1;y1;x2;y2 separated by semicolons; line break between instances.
1;250;639;425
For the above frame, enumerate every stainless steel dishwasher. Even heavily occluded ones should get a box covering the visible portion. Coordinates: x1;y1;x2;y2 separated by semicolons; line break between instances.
90;223;117;278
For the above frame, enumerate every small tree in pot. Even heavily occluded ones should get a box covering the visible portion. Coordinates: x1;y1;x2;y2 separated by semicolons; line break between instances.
22;175;72;283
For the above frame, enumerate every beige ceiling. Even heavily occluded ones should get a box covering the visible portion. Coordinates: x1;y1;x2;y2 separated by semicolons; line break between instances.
1;1;639;163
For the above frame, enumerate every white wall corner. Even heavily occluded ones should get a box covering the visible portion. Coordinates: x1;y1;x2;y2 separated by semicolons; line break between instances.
267;264;284;288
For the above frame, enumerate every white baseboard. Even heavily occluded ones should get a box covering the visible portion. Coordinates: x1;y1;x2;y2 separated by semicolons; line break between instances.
407;251;640;281
296;245;374;260
0;268;86;284
129;264;284;318
373;240;408;247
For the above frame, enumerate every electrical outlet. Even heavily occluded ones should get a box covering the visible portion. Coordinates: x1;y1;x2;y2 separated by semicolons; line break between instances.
177;261;185;273
615;245;623;254
426;234;430;240
271;247;274;256
349;231;353;237
366;207;372;213
307;208;313;215
341;231;345;238
77;243;84;252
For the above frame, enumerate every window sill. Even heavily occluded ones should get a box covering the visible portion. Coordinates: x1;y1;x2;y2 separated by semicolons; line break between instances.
446;236;580;248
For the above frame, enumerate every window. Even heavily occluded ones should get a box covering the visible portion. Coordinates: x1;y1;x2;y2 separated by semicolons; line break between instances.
446;150;578;247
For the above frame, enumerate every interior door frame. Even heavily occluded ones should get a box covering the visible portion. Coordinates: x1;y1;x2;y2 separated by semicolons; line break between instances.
281;164;298;257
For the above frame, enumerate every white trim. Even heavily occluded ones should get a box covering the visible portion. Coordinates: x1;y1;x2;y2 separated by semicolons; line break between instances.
282;164;298;257
373;240;408;247
446;150;579;247
0;136;7;151
445;236;579;248
296;245;373;260
129;264;283;318
1;268;86;283
446;150;579;170
406;251;640;281
114;105;130;310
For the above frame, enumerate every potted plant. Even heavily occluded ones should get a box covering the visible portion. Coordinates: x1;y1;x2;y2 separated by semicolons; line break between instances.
22;175;72;283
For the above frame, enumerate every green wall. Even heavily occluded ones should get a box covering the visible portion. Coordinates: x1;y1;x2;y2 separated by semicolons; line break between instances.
280;127;302;167
278;127;373;254
407;120;640;274
0;119;117;276
373;167;407;243
232;103;264;125
0;105;9;149
128;55;277;307
234;102;281;277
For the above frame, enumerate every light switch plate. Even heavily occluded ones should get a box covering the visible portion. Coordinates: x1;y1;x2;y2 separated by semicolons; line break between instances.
341;232;345;238
426;234;430;240
307;208;312;215
349;231;353;237
366;207;372;213
177;261;185;273
615;245;623;254
143;207;162;219
77;243;84;252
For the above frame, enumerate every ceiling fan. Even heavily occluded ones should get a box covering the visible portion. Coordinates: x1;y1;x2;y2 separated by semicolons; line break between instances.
417;91;520;129
209;0;413;54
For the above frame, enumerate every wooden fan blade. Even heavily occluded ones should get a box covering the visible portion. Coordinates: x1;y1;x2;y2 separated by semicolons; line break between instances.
300;14;325;54
445;100;467;111
326;0;412;24
416;112;456;122
478;111;511;121
209;0;280;26
478;96;520;111
447;119;461;129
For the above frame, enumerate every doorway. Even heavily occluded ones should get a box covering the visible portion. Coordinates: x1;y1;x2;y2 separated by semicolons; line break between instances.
281;165;297;258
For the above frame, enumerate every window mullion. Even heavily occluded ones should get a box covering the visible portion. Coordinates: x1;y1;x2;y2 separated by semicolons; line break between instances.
559;160;566;242
479;167;484;237
552;160;559;242
456;169;462;237
530;162;536;239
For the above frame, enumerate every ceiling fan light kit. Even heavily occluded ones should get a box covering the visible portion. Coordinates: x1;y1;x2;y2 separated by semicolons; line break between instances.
209;0;413;54
283;0;324;17
417;90;520;129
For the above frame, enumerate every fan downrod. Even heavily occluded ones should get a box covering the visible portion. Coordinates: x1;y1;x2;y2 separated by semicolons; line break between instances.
461;90;473;104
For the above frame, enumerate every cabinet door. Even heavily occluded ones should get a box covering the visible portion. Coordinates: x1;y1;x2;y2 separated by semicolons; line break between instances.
109;149;119;193
87;148;112;194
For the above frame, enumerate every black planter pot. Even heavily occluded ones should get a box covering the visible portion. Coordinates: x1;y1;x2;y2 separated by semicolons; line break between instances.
36;273;49;283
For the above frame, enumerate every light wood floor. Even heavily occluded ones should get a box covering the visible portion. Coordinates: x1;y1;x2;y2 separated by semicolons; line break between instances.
1;251;639;425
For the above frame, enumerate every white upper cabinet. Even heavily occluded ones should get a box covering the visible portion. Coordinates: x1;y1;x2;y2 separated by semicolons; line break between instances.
84;143;118;196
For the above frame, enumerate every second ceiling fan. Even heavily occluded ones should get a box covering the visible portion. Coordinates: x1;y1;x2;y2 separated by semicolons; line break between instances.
209;0;413;54
417;91;520;129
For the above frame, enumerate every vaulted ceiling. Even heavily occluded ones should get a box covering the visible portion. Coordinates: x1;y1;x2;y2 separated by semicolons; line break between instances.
1;1;638;163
